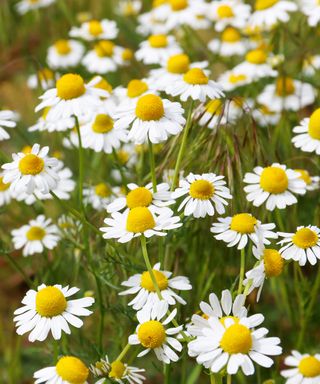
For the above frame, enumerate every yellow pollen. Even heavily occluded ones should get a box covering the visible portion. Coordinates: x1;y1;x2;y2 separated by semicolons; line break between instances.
92;114;114;133
95;40;115;57
189;179;214;200
22;145;32;154
117;150;130;165
295;169;311;185
56;356;89;384
126;207;156;233
275;77;295;96
229;73;247;84
141;270;169;291
230;213;257;234
255;0;278;10
0;176;10;191
298;356;320;378
245;49;267;64
94;78;113;93
138;320;166;348
205;99;222;115
36;286;67;317
148;34;168;48
308;108;320;140
54;39;71;55
260;166;289;194
263;249;284;277
221;27;241;42
95;183;111;198
220;324;252;354
88;20;103;36
167;54;190;74
220;316;240;327
122;48;133;61
217;5;234;18
126;187;153;208
292;228;318;249
169;0;188;11
135;94;164;121
19;154;44;176
127;79;149;98
183;68;209;85
109;361;126;379
56;73;85;100
38;68;54;81
26;226;46;241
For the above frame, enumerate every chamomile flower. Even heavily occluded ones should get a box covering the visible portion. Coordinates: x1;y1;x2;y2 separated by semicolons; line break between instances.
277;225;320;266
292;109;320;155
35;74;108;121
166;68;224;102
16;0;55;14
303;55;320;76
34;356;89;384
252;104;281;126
27;68;55;90
100;206;182;243
295;169;320;191
257;77;316;112
209;27;248;57
0;174;12;206
82;41;123;74
14;284;94;342
114;78;157;109
120;262;191;310
172;173;232;218
84;183;115;211
69;19;119;41
301;0;320;26
135;34;182;65
163;169;184;187
107;182;174;214
243;163;307;210
47;39;84;69
114;93;185;144
114;47;134;67
281;350;320;383
58;215;82;238
117;0;142;16
0;110;17;140
211;213;277;249
28;107;75;133
137;9;168;36
2;143;59;194
217;70;251;91
129;301;183;363
188;312;282;375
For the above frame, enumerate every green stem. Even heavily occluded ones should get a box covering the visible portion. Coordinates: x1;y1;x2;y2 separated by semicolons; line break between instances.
148;139;157;193
275;209;285;232
164;363;171;384
116;343;131;361
238;248;246;294
3;252;33;287
227;374;232;384
74;116;85;216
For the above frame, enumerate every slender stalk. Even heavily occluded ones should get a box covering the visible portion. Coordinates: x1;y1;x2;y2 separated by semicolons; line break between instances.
164;363;171;384
210;374;223;384
148;138;157;193
3;252;33;287
227;374;232;384
238;248;246;294
275;209;285;232
74;116;85;215
116;343;131;361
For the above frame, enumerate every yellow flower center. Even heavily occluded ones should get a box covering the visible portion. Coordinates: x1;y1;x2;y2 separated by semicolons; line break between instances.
117;150;129;165
245;49;267;64
137;320;166;348
153;0;167;7
92;114;114;133
205;99;222;115
260;104;274;115
169;0;188;11
229;73;247;84
26;226;46;241
38;68;54;81
217;5;234;18
255;0;278;10
308;108;320;140
220;324;252;354
95;40;115;57
126;207;156;233
19;154;44;176
167;54;190;74
94;78;113;93
126;187;153;208
275;77;295;96
88;20;103;36
295;169;311;185
22;145;32;154
0;176;10;191
41;107;51;120
56;73;86;100
230;213;257;234
292;228;318;249
183;68;209;85
54;39;71;55
263;249;284;277
148;34;168;48
220;316;240;327
135;94;164;121
189;179;214;200
260;166;289;194
141;270;169;291
109;361;126;379
36;286;67;317
127;79;149;98
95;183;111;198
221;27;241;42
298;356;320;378
122;48;133;61
56;356;89;384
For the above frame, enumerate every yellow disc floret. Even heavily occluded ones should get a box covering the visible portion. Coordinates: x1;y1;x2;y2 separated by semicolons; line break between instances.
56;356;89;384
127;79;149;98
221;27;241;42
167;54;190;74
169;0;188;11
19;154;44;175
137;320;166;348
88;20;103;36
230;213;257;234
255;0;278;10
109;360;126;379
245;49;267;64
292;228;318;249
95;40;115;57
135;94;164;121
308;108;320;140
148;34;168;48
229;74;247;84
217;5;234;18
94;78;113;93
38;68;54;81
220;324;252;354
183;68;209;85
126;187;153;208
263;249;284;277
275;77;295;96
141;270;169;291
36;286;67;317
298;356;320;378
92;114;114;133
0;176;10;191
205;99;223;115
189;179;214;200
260;166;289;194
122;48;133;61
95;183;111;197
54;39;71;55
26;226;46;241
295;169;311;185
56;73;86;100
126;207;156;233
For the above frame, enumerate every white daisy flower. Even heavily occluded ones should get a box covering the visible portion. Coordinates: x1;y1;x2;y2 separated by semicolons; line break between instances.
301;0;320;26
243;163;307;211
211;213;277;249
14;284;94;342
217;70;251;91
129;301;183;363
69;19;119;41
34;355;89;384
281;350;320;383
172;172;232;218
2;143;59;194
278;225;320;266
100;206;182;243
120;262;191;310
295;169;320;191
135;34;182;65
0;110;17;140
292;109;320;155
208;0;251;31
208;27;248;57
252;104;281;127
28;107;75;133
137;9;169;36
117;0;142;17
47;39;84;69
165;68;224;102
188;312;282;375
303;55;320;76
58;214;82;238
163;168;184;187
27;68;55;90
16;0;55;14
114;93;185;144
84;183;116;211
0;174;12;206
